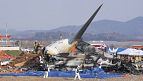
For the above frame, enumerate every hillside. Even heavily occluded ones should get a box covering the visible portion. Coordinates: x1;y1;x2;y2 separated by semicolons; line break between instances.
4;16;143;41
49;17;143;36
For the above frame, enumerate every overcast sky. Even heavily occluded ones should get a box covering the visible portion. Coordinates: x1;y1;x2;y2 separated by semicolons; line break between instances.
0;0;143;30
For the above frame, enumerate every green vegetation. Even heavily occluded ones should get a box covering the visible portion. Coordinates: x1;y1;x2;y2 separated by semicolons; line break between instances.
4;50;22;57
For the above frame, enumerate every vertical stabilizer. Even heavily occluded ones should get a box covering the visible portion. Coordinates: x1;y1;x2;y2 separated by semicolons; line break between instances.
70;4;103;43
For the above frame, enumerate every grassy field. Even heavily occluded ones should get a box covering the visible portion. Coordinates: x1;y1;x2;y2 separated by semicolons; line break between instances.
4;50;22;57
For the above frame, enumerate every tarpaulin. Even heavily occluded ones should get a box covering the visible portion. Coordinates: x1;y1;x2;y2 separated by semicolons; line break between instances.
0;68;124;79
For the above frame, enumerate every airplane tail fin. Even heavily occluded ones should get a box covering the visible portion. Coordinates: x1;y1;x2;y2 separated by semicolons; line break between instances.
70;4;103;44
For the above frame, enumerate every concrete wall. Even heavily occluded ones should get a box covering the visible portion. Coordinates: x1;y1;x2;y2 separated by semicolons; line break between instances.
0;47;19;50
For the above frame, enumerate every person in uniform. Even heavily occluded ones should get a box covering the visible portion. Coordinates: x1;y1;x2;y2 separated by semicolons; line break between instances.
99;62;102;68
74;65;82;80
43;64;50;78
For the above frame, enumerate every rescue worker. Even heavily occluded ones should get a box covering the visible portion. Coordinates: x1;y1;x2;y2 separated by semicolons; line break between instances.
39;56;44;64
43;64;50;78
74;65;82;80
99;62;102;68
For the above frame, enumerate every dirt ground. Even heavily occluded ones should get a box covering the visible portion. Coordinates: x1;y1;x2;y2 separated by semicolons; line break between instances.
0;75;143;81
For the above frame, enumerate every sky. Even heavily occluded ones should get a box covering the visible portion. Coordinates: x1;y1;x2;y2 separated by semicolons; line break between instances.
0;0;143;30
